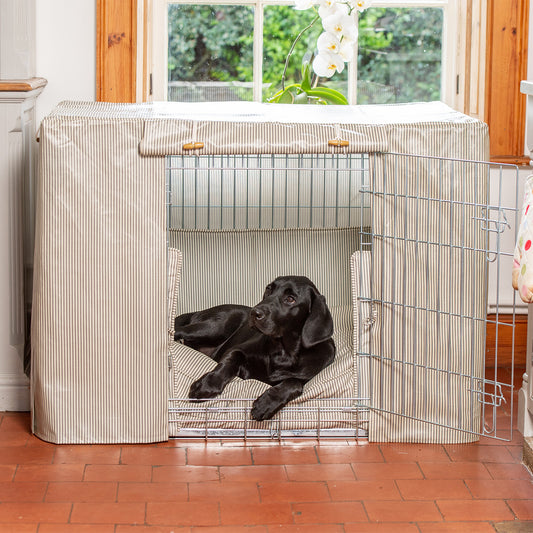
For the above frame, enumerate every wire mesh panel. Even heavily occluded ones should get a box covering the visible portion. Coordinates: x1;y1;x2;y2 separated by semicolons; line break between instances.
165;152;518;441
166;154;371;438
167;397;370;440
166;153;371;230
363;153;519;442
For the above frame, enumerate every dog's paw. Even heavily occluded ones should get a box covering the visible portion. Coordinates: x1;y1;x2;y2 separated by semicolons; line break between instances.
250;395;280;421
189;374;220;402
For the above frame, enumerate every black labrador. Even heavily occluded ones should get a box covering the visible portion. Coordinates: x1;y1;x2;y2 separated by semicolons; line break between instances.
173;275;336;421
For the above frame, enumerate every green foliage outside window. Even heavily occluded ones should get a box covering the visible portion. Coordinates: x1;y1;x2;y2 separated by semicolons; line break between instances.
168;5;254;82
167;4;443;104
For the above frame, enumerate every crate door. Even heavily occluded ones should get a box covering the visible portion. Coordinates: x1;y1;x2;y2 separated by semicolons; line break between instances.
364;153;519;443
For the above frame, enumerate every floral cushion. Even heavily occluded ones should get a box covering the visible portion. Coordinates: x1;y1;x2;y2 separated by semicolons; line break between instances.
513;175;533;303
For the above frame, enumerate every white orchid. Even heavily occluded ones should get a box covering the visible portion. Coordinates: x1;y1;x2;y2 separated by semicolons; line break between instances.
339;38;355;62
294;0;314;10
322;10;358;42
312;51;345;77
317;0;345;19
317;31;342;55
351;0;371;11
270;0;372;104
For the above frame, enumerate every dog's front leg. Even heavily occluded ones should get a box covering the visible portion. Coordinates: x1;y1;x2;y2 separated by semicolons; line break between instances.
251;378;305;421
189;350;244;402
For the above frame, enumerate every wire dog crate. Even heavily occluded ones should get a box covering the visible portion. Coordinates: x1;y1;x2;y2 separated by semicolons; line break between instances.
31;101;519;444
166;151;519;442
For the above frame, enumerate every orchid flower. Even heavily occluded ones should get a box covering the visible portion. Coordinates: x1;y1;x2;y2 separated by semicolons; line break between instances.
318;0;343;19
322;10;358;42
352;0;371;12
312;51;345;77
339;38;355;62
294;0;314;10
317;32;342;55
269;0;373;105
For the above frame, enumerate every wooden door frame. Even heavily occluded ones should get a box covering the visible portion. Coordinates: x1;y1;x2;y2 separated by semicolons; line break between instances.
485;0;530;164
96;0;138;103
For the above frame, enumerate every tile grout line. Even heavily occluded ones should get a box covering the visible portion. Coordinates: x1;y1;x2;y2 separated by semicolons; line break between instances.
313;443;320;464
415;460;424;482
12;463;19;483
393;477;403;502
376;443;387;463
462;476;475;499
432;495;446;524
502;497;520;521
144;501;148;527
67;501;74;527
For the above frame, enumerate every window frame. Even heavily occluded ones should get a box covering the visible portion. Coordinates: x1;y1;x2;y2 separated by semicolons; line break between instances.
153;0;458;106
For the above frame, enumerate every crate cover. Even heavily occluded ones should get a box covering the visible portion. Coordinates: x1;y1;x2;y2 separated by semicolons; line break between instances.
31;101;488;443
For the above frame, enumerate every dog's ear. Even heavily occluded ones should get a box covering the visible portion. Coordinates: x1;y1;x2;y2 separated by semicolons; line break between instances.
301;293;334;348
262;283;273;299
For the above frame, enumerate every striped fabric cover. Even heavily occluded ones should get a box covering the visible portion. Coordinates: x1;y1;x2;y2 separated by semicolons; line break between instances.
167;228;362;434
168;248;183;335
31;110;168;444
138;100;483;158
351;251;372;429
140;119;388;156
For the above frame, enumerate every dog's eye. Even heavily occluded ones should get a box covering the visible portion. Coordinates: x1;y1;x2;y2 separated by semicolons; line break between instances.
284;295;296;305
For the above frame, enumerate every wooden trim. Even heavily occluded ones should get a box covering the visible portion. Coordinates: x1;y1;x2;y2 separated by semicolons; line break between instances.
142;0;153;102
486;313;527;367
485;0;530;160
491;155;532;166
0;78;47;92
96;0;138;103
462;0;473;115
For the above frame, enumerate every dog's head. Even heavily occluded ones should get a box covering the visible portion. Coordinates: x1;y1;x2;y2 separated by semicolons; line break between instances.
249;276;334;348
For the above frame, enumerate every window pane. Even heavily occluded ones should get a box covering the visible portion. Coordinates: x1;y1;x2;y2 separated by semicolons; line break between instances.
167;4;254;102
262;5;347;103
358;8;443;104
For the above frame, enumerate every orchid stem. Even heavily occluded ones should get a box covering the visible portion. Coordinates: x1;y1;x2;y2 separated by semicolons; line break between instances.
281;14;320;91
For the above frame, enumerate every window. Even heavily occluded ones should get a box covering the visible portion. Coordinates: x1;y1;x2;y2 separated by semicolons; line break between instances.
152;0;462;107
97;0;530;162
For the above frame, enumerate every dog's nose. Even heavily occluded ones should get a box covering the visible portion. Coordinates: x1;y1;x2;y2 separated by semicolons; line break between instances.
251;308;265;321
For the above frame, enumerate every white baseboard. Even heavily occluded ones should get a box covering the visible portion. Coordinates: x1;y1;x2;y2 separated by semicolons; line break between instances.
0;373;30;411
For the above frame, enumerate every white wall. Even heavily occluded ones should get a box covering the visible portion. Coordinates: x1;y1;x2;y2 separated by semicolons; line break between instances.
35;0;96;126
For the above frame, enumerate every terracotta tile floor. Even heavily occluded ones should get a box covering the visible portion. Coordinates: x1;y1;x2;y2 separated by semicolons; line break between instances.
1;367;532;532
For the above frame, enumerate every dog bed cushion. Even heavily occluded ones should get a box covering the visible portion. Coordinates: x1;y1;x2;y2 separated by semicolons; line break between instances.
167;228;368;435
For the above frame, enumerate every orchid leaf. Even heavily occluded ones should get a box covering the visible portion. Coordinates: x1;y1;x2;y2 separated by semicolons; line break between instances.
269;85;299;103
304;86;349;105
300;62;313;92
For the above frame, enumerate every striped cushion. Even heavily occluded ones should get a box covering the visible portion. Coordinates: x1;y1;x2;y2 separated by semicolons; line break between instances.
167;227;363;434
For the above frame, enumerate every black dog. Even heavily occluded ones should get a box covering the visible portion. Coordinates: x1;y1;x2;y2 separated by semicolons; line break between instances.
174;276;335;421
